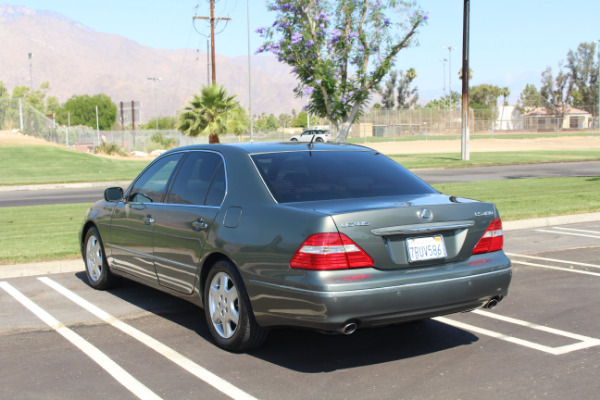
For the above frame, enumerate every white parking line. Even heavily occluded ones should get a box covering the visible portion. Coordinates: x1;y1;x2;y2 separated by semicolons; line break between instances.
505;253;600;270
38;277;258;400
511;260;600;277
436;310;600;355
552;227;600;235
535;229;600;239
0;281;163;400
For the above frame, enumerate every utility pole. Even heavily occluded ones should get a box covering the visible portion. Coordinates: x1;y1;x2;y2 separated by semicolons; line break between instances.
193;0;231;84
147;77;162;130
461;0;470;161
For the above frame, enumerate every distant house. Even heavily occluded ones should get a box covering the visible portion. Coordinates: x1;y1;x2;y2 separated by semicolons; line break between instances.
523;107;591;131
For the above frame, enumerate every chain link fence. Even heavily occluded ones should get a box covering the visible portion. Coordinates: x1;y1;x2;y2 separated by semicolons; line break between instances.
2;98;597;152
350;105;598;140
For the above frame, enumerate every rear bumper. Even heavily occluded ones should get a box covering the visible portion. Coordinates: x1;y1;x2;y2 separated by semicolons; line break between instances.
249;261;512;332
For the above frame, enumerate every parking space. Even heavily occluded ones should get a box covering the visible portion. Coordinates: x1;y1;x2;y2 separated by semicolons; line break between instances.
1;221;599;399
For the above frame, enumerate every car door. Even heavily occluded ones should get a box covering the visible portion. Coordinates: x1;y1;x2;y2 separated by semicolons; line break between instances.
108;152;183;282
152;151;226;294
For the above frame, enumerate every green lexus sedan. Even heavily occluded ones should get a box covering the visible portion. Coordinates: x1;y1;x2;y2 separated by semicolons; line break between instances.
80;142;511;351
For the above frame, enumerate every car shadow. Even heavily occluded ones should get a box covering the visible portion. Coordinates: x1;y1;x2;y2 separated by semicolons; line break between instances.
250;320;478;373
75;272;479;373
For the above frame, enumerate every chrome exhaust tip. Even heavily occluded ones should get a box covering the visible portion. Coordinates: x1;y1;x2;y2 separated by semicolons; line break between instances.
340;321;358;335
484;296;502;309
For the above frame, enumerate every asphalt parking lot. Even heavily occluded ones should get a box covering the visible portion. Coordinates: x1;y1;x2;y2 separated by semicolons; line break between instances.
1;221;599;400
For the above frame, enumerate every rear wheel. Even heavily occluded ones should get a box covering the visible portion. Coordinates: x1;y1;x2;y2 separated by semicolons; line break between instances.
204;259;267;351
83;227;119;290
315;137;323;142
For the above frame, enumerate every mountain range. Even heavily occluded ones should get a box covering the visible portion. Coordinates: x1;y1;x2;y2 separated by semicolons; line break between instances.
0;4;305;122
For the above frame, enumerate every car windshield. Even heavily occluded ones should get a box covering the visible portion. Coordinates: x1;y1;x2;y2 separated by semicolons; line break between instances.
252;150;436;203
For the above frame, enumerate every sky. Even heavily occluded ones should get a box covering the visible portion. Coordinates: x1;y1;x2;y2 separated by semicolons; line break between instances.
8;0;600;104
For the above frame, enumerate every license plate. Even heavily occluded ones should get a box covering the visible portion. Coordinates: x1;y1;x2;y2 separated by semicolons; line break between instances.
406;235;447;262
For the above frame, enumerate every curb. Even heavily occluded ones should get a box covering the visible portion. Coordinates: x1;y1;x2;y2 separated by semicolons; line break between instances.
0;259;82;279
0;181;131;192
502;212;600;231
1;212;599;280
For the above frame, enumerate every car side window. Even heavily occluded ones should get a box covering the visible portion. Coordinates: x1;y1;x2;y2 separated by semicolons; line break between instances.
128;153;183;203
166;151;226;206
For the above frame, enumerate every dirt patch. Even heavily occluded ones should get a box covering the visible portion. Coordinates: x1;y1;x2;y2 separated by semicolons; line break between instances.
366;136;600;154
0;130;64;147
3;129;599;156
0;130;154;160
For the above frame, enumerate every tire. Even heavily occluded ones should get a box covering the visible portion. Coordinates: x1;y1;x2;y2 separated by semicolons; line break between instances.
315;137;323;142
204;259;267;351
83;227;120;290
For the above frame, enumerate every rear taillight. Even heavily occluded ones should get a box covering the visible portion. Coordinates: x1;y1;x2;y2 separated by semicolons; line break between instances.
290;233;374;270
473;218;504;254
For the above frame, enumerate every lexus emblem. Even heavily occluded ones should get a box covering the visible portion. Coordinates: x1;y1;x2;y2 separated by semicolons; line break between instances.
417;208;433;221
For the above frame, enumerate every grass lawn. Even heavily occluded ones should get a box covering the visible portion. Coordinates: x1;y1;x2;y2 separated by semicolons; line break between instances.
0;145;148;185
0;203;91;265
1;177;600;265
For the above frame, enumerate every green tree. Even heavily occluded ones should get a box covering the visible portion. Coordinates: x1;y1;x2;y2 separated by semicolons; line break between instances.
458;67;473;81
225;107;250;137
46;96;60;115
0;81;8;98
258;0;427;142
396;68;418;109
566;42;598;109
12;81;54;112
516;83;541;113
278;113;292;128
292;111;309;128
470;84;502;109
55;94;117;130
378;70;398;109
144;116;177;130
540;65;571;123
177;84;240;144
424;90;460;110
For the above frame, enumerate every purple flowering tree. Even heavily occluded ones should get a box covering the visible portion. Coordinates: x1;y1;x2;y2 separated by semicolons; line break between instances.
257;0;427;142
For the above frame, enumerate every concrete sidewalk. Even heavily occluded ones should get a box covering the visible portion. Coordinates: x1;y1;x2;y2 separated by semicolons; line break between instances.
2;212;599;280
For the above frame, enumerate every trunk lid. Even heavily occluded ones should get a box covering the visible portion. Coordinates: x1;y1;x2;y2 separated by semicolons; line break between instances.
286;194;497;270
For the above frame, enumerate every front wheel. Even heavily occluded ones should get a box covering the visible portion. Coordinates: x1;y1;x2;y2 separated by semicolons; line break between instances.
204;260;267;351
290;138;298;142
83;227;120;290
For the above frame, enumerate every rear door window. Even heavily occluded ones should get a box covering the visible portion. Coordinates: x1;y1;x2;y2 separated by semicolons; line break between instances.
166;151;226;206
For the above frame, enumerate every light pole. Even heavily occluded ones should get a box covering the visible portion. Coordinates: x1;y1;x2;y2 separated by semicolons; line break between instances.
28;52;33;91
440;58;447;109
247;0;253;141
597;40;600;131
147;77;162;130
443;46;456;135
443;46;456;104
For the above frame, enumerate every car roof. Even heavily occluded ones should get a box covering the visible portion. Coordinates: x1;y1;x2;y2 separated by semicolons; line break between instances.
162;141;373;156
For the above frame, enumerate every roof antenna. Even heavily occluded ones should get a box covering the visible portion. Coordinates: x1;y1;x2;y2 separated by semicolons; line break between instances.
307;134;316;151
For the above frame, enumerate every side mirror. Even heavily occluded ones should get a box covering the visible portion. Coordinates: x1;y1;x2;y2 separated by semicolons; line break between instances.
104;187;124;202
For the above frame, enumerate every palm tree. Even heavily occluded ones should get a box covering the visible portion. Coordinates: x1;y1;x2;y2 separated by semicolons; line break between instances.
177;84;240;144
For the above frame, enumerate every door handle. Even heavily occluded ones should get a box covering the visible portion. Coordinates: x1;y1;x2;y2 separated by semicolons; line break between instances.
144;216;155;225
192;220;209;231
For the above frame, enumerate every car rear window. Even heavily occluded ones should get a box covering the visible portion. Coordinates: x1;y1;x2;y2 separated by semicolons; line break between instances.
251;150;436;203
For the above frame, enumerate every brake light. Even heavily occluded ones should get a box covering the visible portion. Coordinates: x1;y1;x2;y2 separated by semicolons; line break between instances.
290;233;374;270
473;218;504;254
